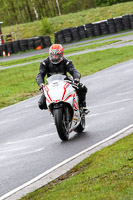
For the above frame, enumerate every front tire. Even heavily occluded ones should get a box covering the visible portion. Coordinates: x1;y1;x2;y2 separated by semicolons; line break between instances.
54;107;69;141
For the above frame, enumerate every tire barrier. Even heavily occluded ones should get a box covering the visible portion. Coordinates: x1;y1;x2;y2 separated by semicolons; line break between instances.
114;17;124;32
70;27;80;41
62;28;73;43
122;15;131;30
12;41;20;54
0;44;6;57
41;36;52;47
6;42;14;54
100;21;109;35
85;23;94;37
19;39;28;52
54;31;65;44
93;23;101;36
0;35;51;57
129;14;133;29
54;14;133;44
77;25;86;39
33;37;42;50
27;38;34;50
107;18;116;34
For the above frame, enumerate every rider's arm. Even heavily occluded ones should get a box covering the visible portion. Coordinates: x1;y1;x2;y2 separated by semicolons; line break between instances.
36;59;48;85
65;58;81;80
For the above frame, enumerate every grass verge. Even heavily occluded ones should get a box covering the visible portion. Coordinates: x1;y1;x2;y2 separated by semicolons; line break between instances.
0;40;121;67
68;32;133;48
1;45;133;109
20;133;133;200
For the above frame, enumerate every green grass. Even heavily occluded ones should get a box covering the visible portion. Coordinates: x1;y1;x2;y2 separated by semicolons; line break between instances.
0;40;121;67
69;32;133;48
0;63;39;108
64;40;121;53
1;45;133;109
70;46;133;77
0;54;48;68
20;133;133;200
2;2;133;42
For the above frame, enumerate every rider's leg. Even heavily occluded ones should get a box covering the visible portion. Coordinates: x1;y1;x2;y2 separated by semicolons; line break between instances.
38;93;47;110
78;84;90;113
79;94;90;114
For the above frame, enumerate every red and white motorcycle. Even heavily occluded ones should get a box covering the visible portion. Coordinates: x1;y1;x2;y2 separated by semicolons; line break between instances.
44;74;88;141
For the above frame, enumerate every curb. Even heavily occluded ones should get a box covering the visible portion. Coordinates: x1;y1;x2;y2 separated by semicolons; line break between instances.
1;124;133;200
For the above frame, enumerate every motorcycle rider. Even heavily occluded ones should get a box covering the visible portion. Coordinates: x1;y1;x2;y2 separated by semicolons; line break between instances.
36;44;89;113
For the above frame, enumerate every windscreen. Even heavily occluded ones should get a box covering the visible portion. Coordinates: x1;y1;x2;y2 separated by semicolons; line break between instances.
47;74;66;84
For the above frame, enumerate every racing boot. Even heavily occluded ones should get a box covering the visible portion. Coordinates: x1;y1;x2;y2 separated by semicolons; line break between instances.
38;94;47;110
82;100;90;115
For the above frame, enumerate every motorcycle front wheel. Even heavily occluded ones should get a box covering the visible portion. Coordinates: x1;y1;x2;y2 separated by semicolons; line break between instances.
54;107;69;141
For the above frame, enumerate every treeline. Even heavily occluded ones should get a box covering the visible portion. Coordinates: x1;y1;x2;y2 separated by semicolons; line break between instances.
0;0;131;26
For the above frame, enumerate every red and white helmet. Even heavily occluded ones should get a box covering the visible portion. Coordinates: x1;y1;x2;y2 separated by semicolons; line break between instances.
49;44;64;64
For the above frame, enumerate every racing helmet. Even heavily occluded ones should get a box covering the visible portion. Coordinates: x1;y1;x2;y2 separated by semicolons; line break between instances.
49;44;64;64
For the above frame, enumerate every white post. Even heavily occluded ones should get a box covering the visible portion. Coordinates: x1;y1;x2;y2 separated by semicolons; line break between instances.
56;0;61;16
17;26;21;40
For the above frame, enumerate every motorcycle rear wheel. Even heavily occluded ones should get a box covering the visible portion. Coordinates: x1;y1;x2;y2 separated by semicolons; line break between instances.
54;107;69;141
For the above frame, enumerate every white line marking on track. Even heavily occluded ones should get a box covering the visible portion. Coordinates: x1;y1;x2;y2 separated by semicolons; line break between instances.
116;91;133;96
1;123;133;200
88;108;125;118
0;156;6;160
0;147;27;153
0;148;44;160
90;98;133;108
6;133;56;145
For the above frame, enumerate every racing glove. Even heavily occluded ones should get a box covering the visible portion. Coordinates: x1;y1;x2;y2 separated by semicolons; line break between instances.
39;83;44;91
74;78;80;84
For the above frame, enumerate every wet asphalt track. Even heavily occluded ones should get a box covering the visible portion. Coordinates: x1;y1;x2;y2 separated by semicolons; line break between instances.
0;58;133;197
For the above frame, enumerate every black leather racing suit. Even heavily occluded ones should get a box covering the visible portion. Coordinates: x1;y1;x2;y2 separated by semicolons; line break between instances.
36;57;87;109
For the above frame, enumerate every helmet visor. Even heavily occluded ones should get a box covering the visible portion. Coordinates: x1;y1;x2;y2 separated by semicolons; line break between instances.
49;53;62;64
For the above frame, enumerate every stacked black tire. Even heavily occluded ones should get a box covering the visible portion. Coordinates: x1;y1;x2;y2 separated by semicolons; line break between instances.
70;27;80;41
27;38;34;50
6;42;14;54
12;41;20;53
77;26;86;39
129;14;133;28
54;28;73;44
0;44;6;56
0;35;52;57
33;37;42;49
54;13;133;45
93;23;101;36
85;23;94;37
42;36;52;47
19;39;28;52
107;18;116;34
54;31;65;44
100;21;109;35
114;17;124;32
122;15;131;30
62;28;72;43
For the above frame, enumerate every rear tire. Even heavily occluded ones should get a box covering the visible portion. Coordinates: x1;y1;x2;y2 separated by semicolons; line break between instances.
54;107;69;141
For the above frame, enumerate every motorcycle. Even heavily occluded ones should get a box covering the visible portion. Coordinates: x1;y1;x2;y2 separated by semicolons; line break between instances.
43;74;88;141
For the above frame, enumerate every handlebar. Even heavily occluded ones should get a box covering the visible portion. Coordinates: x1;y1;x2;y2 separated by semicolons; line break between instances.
64;79;79;89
